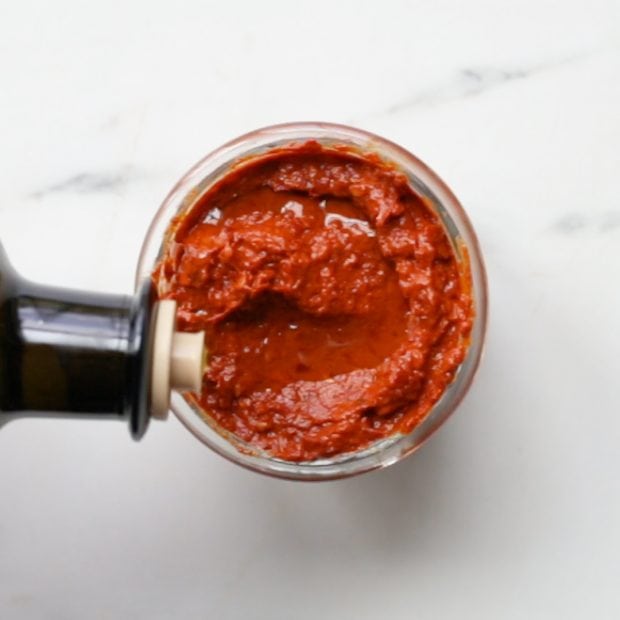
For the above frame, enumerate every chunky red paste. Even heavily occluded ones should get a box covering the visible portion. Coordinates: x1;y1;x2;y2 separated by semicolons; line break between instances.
153;142;473;461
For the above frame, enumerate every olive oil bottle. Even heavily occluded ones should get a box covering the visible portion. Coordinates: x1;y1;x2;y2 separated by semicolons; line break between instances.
0;241;154;438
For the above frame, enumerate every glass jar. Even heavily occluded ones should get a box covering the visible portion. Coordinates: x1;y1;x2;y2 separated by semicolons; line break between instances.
136;122;488;480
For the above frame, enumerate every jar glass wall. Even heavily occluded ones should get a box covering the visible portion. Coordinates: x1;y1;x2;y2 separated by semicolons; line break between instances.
136;122;488;480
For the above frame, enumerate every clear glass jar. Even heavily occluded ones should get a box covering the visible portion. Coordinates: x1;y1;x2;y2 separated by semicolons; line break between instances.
136;122;488;480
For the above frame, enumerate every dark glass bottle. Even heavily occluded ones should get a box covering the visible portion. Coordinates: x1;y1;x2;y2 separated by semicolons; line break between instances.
0;242;153;438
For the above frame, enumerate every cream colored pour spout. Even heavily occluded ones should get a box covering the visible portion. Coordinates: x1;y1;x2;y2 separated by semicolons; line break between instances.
150;300;205;420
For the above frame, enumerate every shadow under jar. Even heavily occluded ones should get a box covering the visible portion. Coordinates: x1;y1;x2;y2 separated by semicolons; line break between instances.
137;123;488;481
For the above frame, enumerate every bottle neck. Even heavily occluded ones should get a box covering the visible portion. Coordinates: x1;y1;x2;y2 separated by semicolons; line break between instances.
0;253;153;438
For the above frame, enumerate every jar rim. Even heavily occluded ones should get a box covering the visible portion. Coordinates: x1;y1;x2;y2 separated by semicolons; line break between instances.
136;122;488;481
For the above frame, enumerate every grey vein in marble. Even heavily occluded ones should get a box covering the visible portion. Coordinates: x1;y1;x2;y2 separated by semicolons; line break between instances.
30;167;137;199
551;213;587;234
386;52;592;114
550;211;620;234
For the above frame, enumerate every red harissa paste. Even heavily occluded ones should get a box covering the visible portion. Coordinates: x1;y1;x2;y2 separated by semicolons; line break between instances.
153;142;473;461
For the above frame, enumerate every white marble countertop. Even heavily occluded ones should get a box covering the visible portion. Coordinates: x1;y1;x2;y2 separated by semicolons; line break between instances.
1;1;619;618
